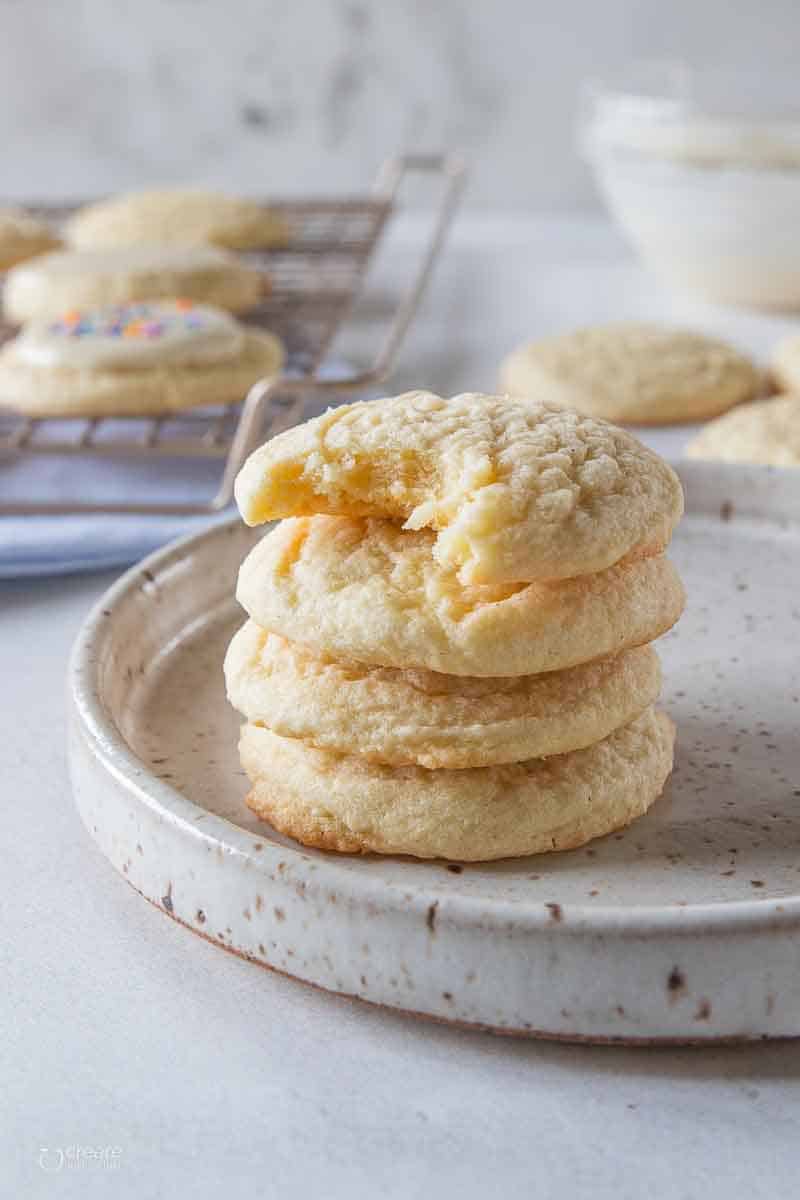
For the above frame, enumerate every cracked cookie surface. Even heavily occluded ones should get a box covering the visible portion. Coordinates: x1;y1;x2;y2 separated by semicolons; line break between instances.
234;390;684;584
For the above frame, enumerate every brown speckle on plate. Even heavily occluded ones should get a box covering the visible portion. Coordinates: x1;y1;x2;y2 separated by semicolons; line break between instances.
667;967;686;1001
694;998;712;1021
426;901;438;933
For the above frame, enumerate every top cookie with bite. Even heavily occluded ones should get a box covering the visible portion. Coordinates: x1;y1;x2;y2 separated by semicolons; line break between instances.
234;390;683;585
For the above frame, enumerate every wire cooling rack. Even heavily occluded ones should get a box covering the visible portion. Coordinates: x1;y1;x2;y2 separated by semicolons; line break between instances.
0;154;466;515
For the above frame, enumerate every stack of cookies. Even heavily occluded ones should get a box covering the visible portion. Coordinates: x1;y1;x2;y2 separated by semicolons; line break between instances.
225;391;686;862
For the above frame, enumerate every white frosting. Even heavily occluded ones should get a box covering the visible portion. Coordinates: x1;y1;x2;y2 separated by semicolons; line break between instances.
14;301;245;369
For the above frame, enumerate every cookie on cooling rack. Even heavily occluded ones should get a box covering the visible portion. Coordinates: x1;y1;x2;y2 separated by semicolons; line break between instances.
0;207;61;271
239;707;675;861
0;300;284;417
65;188;289;251
499;323;762;425
3;244;266;323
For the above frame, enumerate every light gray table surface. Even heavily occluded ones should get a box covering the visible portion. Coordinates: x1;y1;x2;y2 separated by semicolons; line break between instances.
3;216;800;1199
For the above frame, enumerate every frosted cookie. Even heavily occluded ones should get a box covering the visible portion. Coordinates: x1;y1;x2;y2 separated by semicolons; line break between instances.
0;207;61;270
237;516;685;677
234;391;684;585
225;623;661;768
240;707;675;860
0;300;284;417
3;244;264;323
686;394;800;466
65;188;289;250
499;324;761;425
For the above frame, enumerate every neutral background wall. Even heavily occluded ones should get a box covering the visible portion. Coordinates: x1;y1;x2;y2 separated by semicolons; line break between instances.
1;0;798;210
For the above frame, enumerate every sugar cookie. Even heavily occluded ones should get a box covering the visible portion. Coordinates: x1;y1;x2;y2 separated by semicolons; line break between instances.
65;188;289;250
0;300;283;417
234;390;684;585
225;623;661;768
240;707;675;860
686;394;800;466
236;516;685;677
499;323;761;425
3;244;264;323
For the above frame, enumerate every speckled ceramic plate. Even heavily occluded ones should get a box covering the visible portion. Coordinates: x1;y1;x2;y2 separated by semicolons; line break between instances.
68;461;800;1043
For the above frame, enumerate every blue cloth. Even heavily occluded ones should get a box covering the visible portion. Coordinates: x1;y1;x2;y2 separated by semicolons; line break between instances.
0;447;235;577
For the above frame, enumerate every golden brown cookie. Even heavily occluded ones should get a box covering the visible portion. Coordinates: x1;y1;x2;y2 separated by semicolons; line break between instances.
225;622;662;767
236;516;685;677
234;390;684;584
240;707;675;860
499;323;761;425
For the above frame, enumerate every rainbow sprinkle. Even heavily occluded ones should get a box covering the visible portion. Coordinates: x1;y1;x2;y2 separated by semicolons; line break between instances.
47;300;210;341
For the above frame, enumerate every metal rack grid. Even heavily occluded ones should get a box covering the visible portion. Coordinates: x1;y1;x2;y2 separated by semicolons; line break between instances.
0;153;466;515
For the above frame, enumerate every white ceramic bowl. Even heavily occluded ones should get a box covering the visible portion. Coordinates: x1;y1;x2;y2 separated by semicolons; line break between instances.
581;63;800;308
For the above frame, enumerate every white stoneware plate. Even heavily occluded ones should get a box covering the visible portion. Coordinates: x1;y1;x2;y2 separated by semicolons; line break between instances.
68;461;800;1043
